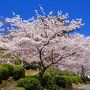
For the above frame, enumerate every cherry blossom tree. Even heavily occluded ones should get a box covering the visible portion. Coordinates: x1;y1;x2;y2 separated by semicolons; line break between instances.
0;9;89;77
58;34;90;75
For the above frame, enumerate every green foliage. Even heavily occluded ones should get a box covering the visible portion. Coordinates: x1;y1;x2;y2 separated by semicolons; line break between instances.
45;67;61;76
44;67;75;76
55;76;72;88
55;75;83;88
3;53;12;58
40;67;78;89
22;61;30;70
1;64;14;76
0;64;14;81
13;65;25;80
15;59;21;65
30;61;39;70
77;76;83;83
81;76;90;83
17;77;41;90
23;61;39;70
71;76;82;84
42;73;57;90
41;67;60;90
15;87;25;90
58;70;76;76
0;67;9;80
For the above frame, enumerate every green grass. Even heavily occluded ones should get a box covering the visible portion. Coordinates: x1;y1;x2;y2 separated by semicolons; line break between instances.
25;69;38;76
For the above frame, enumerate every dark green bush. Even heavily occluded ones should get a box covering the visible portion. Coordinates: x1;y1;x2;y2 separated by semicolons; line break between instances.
1;64;14;76
81;76;90;83
42;68;60;90
22;61;30;70
42;73;57;90
13;65;25;80
23;61;39;70
30;62;39;70
55;75;82;88
17;77;41;90
0;67;9;80
55;76;72;88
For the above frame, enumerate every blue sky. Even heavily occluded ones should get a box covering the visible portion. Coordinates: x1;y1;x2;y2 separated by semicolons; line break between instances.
0;0;90;36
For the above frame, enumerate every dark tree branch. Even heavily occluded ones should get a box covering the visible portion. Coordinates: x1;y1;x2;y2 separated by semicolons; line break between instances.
45;52;75;70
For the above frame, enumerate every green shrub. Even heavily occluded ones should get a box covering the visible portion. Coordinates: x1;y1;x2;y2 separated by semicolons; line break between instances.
71;76;82;84
15;60;21;65
62;71;76;76
55;75;83;88
45;67;62;76
23;61;39;70
22;61;30;70
81;76;90;83
55;76;72;88
13;65;25;80
1;64;14;76
30;61;39;70
42;74;57;90
42;68;60;90
17;77;41;90
0;67;9;80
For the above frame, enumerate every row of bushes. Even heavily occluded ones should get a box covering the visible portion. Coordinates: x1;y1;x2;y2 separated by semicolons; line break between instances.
17;67;83;90
41;67;82;89
17;75;82;90
55;75;83;88
0;64;25;83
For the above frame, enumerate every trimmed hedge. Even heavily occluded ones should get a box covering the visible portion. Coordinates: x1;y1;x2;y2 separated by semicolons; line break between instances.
41;67;78;90
13;65;25;80
0;67;9;80
71;76;82;84
55;75;83;88
41;68;60;90
0;64;25;81
17;77;41;90
55;76;72;88
0;64;14;81
1;64;14;76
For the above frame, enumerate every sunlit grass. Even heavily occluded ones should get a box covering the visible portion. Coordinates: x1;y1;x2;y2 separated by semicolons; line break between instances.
25;69;38;76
